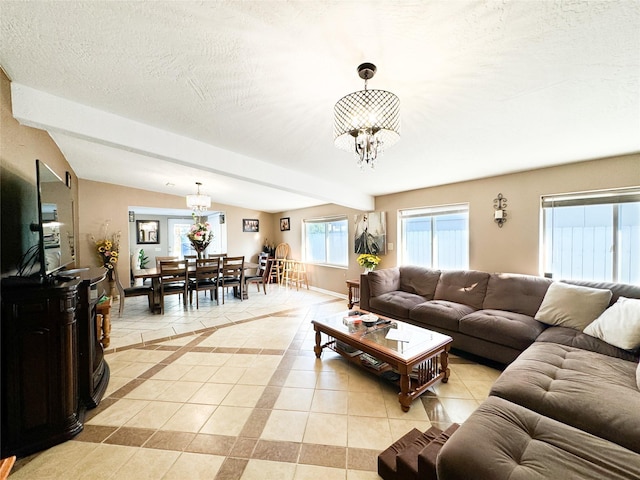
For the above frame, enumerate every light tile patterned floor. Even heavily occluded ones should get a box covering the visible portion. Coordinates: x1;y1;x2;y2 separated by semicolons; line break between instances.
10;285;501;479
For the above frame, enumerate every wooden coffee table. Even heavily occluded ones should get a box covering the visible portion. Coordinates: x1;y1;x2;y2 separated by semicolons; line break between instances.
313;310;452;411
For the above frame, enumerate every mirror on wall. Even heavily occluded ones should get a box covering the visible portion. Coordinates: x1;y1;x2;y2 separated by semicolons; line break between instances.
136;220;160;244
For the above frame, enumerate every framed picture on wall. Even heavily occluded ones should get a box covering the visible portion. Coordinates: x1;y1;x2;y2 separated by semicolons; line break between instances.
136;220;160;244
354;211;386;255
243;219;259;232
280;217;290;231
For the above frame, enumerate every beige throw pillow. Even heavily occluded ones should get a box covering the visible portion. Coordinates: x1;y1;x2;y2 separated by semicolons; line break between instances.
535;282;612;331
583;297;640;351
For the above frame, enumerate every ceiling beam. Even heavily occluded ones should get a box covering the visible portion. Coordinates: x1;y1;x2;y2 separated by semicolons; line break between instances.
10;82;375;211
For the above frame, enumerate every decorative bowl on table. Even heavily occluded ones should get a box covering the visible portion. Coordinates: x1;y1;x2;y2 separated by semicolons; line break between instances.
361;314;378;327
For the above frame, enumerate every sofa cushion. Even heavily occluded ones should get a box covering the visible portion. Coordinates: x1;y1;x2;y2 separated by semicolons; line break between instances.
490;342;640;453
368;268;401;297
370;291;426;320
534;281;612;330
433;270;490;310
536;326;639;362
437;396;640;480
409;301;475;332
583;297;640;351
399;266;440;298
483;273;552;317
459;310;547;351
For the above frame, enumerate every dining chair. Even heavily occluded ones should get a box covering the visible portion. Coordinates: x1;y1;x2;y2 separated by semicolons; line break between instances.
113;266;153;317
207;253;227;259
190;257;221;308
158;259;189;313
220;256;244;304
155;256;178;269
245;252;269;295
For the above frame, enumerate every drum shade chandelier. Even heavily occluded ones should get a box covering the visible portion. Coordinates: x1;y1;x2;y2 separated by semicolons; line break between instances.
334;63;400;169
186;182;211;212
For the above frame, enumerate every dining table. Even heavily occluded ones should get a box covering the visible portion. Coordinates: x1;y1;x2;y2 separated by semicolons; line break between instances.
132;261;259;313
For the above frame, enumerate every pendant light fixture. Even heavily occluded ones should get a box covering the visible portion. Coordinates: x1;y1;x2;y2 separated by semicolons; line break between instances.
334;63;400;169
186;182;211;212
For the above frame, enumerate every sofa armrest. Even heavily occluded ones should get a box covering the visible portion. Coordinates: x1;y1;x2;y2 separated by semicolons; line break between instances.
361;268;402;311
360;273;371;311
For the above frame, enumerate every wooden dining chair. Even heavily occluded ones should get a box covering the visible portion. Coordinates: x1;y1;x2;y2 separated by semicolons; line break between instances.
158;259;189;313
207;253;226;259
190;257;221;308
113;266;153;317
155;256;178;269
220;256;244;304
245;252;269;295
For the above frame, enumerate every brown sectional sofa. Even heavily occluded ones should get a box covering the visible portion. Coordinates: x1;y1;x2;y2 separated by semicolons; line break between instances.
362;267;640;479
360;266;639;364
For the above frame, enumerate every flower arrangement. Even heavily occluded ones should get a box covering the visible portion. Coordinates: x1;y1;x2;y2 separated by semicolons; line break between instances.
91;222;121;275
187;215;213;255
357;253;381;271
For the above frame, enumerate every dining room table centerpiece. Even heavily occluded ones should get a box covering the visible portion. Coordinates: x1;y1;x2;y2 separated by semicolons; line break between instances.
187;214;214;258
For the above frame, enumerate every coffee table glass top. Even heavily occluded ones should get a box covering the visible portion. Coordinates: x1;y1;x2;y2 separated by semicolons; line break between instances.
313;310;451;362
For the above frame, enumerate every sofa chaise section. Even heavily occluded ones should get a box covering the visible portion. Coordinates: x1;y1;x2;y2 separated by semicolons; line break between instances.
489;342;640;454
436;396;640;480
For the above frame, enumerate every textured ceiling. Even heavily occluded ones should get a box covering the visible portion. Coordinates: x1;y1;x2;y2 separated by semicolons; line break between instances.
1;1;639;213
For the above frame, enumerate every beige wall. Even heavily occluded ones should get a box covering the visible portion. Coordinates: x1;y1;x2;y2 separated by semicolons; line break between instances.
272;203;366;293
376;155;639;275
279;155;639;295
78;180;275;285
0;69;78;275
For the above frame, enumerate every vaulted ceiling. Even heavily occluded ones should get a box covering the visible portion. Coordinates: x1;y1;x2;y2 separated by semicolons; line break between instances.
2;1;639;213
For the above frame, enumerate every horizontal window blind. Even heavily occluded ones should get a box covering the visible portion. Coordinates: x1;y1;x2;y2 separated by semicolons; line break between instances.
542;188;640;208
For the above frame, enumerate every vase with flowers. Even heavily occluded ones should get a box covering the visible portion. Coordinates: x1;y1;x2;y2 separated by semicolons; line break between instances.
91;221;121;298
357;253;381;273
187;214;214;258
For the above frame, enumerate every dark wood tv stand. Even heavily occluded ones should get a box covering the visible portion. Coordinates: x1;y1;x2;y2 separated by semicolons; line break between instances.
1;267;110;458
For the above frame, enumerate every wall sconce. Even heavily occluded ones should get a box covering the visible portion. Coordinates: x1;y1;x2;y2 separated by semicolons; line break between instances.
128;211;135;222
493;193;507;227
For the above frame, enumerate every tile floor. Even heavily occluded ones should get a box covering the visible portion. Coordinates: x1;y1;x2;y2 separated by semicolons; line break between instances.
10;284;502;479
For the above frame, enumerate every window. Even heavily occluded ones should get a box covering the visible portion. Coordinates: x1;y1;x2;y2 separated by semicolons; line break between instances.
304;216;348;267
542;189;640;284
399;204;469;269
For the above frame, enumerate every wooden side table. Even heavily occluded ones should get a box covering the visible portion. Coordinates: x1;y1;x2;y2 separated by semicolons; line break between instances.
346;279;360;309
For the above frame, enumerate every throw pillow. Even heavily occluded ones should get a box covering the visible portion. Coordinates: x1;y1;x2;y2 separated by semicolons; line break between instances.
637;362;640;390
535;282;612;330
583;297;640;351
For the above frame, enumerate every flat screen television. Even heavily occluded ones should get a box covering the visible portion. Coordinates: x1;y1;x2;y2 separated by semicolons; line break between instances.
36;159;75;277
